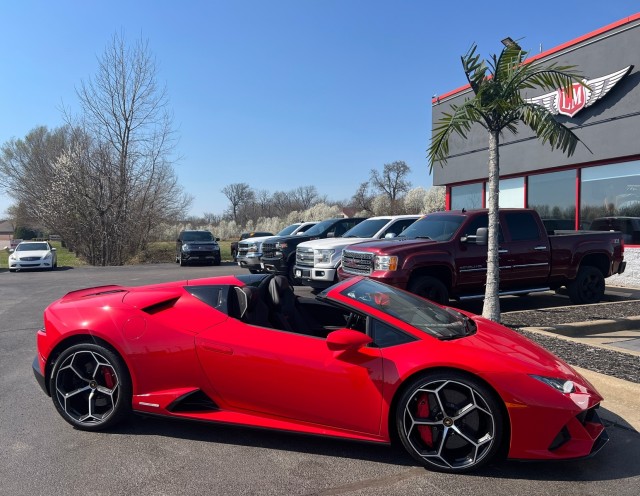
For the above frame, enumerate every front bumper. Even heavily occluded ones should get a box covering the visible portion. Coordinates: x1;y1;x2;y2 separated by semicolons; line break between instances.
32;355;48;395
294;265;337;289
261;256;287;275
182;251;220;263
9;260;53;270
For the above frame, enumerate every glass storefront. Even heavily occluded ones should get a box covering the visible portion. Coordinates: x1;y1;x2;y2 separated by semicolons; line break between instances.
581;161;640;227
498;178;524;208
447;160;640;244
527;170;576;230
450;183;483;210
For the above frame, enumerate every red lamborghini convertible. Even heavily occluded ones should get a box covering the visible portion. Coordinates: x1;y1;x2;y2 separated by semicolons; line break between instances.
33;274;608;472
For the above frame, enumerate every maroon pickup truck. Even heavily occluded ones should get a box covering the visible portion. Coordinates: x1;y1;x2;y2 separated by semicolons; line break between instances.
338;208;626;305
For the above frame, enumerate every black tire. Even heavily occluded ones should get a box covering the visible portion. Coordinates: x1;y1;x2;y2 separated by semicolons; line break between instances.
567;266;605;304
50;343;131;431
408;276;449;305
231;249;237;261
395;370;505;473
179;256;186;267
213;258;221;266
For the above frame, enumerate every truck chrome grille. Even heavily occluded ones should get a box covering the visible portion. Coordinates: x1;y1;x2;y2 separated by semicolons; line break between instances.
261;242;277;259
296;247;314;267
342;250;373;275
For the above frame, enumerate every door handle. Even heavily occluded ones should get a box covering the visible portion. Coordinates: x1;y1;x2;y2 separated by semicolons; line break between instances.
498;249;508;254
534;246;548;251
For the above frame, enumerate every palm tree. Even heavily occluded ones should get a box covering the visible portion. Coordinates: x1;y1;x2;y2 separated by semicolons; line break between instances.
428;42;587;322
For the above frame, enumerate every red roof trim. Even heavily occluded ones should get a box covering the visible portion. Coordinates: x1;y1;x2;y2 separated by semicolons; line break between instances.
432;13;640;105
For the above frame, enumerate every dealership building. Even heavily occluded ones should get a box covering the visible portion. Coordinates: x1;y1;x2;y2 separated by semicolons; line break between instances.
432;13;640;288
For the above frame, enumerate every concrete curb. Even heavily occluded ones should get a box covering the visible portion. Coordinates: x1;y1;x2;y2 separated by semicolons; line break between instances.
528;315;640;337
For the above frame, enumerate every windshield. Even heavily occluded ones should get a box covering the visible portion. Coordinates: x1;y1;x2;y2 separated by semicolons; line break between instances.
338;278;475;340
17;243;49;251
304;219;337;236
400;214;465;241
277;224;301;236
342;218;389;238
182;231;214;242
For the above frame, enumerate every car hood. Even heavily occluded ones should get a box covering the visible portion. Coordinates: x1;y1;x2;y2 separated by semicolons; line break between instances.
12;249;52;257
298;237;375;250
344;237;438;255
239;235;273;245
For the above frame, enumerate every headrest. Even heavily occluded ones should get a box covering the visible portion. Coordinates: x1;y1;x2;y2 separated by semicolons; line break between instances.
268;275;292;307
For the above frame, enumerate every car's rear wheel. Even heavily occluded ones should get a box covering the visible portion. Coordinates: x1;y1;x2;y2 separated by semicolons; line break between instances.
396;370;504;473
50;343;131;431
567;266;605;304
408;276;449;305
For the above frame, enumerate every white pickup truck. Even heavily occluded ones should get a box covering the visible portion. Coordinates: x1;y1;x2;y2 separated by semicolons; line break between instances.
294;215;419;290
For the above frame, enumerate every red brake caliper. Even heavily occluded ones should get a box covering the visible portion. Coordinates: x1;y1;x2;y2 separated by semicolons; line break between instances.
416;393;433;447
101;367;115;389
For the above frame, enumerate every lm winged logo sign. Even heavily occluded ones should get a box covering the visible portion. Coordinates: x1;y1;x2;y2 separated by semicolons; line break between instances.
525;66;633;117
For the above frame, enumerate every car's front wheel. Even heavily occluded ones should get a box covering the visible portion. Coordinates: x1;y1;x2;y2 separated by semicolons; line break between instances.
50;343;131;431
395;371;505;473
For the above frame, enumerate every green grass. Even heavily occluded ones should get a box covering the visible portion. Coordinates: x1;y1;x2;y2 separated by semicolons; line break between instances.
0;240;85;269
0;239;235;268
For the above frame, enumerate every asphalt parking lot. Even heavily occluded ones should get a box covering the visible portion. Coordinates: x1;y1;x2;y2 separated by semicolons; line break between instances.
1;263;639;496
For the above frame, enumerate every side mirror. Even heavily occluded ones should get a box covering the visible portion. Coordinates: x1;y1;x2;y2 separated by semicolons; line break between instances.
384;233;397;238
475;227;488;245
461;227;488;245
216;237;220;241
9;249;14;254
326;232;335;238
326;329;372;352
51;247;57;251
176;239;181;243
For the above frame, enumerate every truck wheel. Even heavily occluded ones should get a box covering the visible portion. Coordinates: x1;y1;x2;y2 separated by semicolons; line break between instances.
567;266;605;304
179;256;186;267
409;276;449;305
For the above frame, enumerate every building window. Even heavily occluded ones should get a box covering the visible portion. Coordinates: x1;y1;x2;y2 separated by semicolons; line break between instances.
581;161;640;227
498;178;524;207
451;183;483;210
527;170;575;231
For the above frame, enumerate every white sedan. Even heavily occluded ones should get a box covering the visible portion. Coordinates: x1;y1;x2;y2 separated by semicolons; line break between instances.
8;241;58;271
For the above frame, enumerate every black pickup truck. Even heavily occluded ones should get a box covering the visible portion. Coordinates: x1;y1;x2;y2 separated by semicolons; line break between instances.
261;217;367;283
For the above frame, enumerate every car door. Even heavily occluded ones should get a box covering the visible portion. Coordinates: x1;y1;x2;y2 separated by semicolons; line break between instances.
500;211;550;288
195;322;384;435
454;213;508;293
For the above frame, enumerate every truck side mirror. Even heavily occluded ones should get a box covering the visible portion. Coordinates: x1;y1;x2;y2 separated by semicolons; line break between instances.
475;227;488;245
384;233;397;238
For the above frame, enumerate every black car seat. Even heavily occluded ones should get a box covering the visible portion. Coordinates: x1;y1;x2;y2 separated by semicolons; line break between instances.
267;275;314;335
233;286;270;327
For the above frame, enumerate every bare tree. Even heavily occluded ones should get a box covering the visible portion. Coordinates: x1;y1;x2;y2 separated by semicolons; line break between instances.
1;33;190;265
222;182;255;224
369;161;412;214
351;181;374;214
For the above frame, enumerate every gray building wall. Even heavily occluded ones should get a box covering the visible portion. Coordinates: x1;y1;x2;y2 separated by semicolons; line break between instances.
432;17;640;185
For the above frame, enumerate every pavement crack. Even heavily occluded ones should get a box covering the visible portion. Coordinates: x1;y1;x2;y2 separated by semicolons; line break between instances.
304;467;433;495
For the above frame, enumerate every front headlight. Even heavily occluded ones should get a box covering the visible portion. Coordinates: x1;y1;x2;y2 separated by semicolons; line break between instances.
275;241;288;249
530;375;575;394
182;243;190;251
374;255;398;271
43;253;52;260
314;249;334;264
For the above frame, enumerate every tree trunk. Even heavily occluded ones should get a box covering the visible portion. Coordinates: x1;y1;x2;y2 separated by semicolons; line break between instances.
482;130;501;322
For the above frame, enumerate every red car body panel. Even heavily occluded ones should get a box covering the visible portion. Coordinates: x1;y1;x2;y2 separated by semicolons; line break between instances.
34;274;606;462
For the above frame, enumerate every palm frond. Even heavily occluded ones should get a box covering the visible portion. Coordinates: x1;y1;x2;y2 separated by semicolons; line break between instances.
428;100;486;169
521;103;591;155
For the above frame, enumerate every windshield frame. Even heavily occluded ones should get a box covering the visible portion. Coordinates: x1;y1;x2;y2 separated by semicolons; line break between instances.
333;278;475;340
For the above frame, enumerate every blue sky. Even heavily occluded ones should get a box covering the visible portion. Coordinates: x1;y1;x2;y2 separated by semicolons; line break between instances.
1;1;636;218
